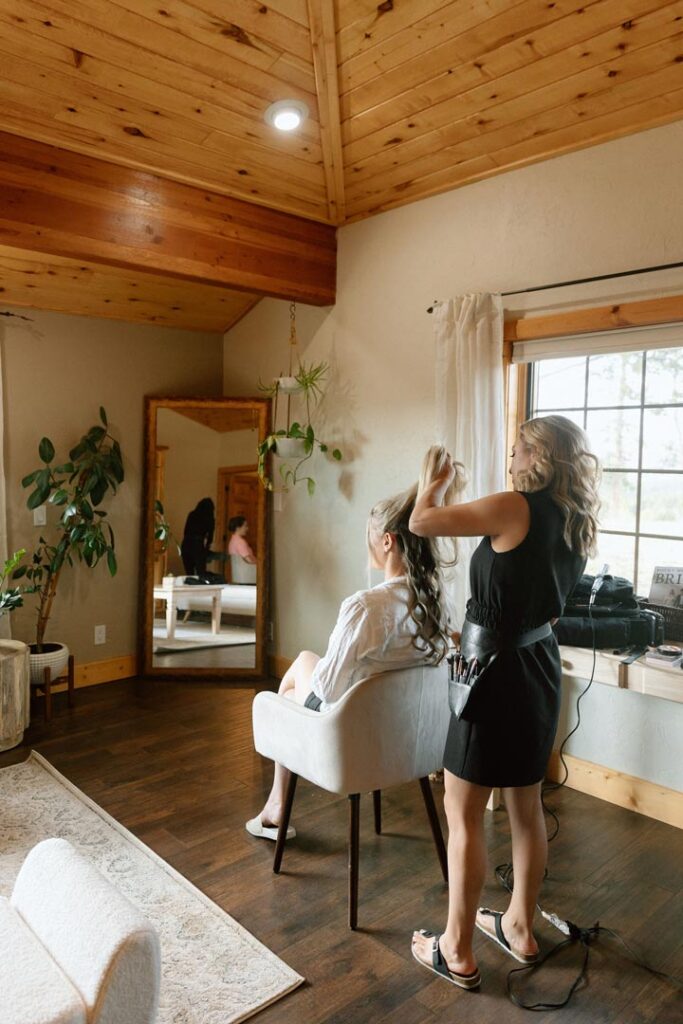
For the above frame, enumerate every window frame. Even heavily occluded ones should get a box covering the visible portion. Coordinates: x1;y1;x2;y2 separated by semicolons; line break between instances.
503;294;683;588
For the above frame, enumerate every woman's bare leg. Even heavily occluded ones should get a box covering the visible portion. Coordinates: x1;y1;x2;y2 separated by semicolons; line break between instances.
259;651;320;826
485;783;544;956
413;771;491;974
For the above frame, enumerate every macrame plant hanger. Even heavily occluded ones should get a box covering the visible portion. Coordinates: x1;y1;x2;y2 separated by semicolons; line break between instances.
284;301;300;429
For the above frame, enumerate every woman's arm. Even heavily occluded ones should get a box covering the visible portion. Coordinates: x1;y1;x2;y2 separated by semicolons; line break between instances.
310;597;367;705
410;484;529;541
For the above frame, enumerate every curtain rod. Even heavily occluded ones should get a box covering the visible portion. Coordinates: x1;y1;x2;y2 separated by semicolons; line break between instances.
426;260;683;312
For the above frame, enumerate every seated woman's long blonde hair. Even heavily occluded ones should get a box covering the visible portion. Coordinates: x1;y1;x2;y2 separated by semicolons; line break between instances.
368;447;467;664
514;415;601;558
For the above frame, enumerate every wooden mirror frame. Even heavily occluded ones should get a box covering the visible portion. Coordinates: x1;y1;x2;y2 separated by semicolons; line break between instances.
140;396;270;679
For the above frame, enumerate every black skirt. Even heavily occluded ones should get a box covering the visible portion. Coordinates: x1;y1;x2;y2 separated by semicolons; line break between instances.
443;635;562;788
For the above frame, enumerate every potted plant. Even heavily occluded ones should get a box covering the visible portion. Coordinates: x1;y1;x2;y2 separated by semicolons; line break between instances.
14;408;124;684
0;549;26;616
258;361;342;494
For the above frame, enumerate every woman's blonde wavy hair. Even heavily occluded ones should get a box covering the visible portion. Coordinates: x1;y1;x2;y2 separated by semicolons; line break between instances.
367;447;467;664
515;415;601;558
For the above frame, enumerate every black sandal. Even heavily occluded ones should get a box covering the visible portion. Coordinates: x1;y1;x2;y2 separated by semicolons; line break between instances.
475;909;539;964
411;930;481;990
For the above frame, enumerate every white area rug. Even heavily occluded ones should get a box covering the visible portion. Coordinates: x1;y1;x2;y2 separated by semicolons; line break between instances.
153;620;256;654
0;753;303;1023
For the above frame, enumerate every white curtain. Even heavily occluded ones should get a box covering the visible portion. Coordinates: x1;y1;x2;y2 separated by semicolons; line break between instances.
434;293;506;629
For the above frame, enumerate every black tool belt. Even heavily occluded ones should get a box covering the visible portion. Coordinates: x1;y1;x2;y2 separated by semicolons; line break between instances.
448;620;552;720
459;619;553;660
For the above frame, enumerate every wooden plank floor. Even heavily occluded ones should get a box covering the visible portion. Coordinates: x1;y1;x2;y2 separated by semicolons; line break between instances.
1;678;681;1024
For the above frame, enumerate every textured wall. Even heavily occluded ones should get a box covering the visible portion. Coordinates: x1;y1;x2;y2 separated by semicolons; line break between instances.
224;121;683;785
2;309;223;664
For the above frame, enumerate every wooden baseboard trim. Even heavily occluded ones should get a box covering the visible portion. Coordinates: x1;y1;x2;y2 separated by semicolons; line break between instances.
268;654;292;679
47;654;138;693
547;750;682;830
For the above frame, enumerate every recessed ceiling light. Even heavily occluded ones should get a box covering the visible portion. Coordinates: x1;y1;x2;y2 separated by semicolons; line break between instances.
264;99;309;132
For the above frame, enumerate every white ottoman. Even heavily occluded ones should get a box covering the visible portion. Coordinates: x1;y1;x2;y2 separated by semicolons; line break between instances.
2;838;160;1024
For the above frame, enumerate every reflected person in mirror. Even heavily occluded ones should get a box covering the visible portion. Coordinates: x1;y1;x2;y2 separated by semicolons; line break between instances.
246;463;465;842
180;497;215;578
227;516;257;565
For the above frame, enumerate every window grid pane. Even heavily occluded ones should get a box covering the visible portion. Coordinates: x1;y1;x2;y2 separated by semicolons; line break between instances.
528;346;683;596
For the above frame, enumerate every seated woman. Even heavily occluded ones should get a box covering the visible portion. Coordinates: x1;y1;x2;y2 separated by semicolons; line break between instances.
246;460;465;841
228;516;257;565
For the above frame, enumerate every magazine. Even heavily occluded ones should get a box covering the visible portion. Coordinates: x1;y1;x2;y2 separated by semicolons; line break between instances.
648;566;683;609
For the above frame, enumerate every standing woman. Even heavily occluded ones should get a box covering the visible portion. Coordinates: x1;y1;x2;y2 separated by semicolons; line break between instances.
410;416;600;990
180;497;215;577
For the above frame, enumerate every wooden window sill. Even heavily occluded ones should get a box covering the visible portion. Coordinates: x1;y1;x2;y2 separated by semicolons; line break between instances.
560;645;683;704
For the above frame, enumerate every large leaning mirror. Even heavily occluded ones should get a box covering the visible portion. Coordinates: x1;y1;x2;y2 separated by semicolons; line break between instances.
141;397;269;678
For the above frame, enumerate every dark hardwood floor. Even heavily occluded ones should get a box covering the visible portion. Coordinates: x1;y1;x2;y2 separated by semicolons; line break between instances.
1;679;681;1024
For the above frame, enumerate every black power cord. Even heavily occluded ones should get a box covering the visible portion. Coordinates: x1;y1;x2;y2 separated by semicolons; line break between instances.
492;568;682;1010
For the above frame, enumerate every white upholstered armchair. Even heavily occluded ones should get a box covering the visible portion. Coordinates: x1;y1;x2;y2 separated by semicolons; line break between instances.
252;663;450;929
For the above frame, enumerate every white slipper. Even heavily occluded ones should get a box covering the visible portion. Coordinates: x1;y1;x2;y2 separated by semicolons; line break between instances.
245;816;296;841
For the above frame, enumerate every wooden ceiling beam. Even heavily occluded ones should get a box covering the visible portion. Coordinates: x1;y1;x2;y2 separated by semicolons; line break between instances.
307;0;345;224
0;132;336;306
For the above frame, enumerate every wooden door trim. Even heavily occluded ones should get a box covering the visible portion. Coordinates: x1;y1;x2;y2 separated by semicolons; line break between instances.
215;464;259;571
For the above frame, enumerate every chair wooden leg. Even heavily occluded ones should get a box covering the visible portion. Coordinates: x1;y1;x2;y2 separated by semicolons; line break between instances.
419;776;448;884
43;667;52;722
67;655;75;709
273;772;298;875
348;793;361;930
372;790;382;835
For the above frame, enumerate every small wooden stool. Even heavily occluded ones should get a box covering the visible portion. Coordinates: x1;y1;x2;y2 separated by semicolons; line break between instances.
33;655;75;721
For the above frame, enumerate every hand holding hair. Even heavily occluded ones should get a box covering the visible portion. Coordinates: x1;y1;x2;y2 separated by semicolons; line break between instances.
417;445;467;506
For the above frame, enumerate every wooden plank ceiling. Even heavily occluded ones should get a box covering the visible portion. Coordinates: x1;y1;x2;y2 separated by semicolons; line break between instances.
0;0;682;328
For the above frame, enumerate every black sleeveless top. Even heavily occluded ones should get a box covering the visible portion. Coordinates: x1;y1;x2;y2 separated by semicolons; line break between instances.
465;489;586;634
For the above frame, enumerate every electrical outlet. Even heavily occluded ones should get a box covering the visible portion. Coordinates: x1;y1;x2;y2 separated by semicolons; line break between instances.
33;504;47;527
94;625;106;645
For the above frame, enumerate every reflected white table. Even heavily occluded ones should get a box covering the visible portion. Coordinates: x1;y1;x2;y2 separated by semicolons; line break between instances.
153;584;223;639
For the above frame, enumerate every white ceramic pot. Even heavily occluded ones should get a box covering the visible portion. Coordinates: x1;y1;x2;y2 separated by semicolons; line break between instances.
28;642;69;686
274;437;307;459
276;376;302;394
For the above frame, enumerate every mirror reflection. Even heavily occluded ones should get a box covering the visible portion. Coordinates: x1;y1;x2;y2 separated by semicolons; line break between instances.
143;398;268;676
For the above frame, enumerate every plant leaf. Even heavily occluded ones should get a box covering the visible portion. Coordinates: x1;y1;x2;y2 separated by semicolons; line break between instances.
99;406;108;426
21;471;38;488
307;478;316;496
107;550;117;576
27;486;49;510
38;437;55;464
332;449;342;460
69;442;86;461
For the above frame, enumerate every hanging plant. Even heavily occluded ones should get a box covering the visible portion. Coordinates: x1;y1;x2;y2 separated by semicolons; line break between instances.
257;305;342;494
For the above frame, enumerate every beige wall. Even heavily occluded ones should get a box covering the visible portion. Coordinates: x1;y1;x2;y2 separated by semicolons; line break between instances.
157;409;222;575
219;428;259;467
222;122;683;788
2;309;223;663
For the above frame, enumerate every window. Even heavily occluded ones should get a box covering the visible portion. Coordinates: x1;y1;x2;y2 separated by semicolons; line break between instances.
528;346;683;595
